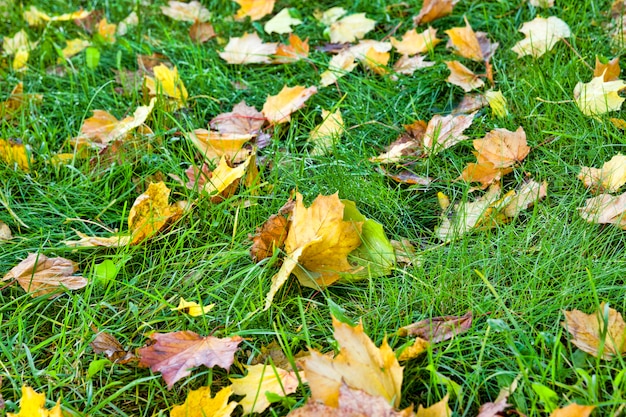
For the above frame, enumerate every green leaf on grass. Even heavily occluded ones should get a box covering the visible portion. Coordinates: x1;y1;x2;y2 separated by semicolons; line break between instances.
92;259;119;285
86;46;100;69
531;382;558;412
87;358;111;379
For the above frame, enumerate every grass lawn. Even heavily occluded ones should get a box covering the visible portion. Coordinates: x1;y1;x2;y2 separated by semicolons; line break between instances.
2;0;626;415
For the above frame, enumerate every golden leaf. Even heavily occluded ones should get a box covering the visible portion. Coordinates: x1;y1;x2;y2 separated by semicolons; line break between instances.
303;316;403;407
60;38;91;59
1;82;42;122
188;130;253;164
7;386;63;417
230;364;300;414
144;65;188;108
171;297;214;317
562;303;626;359
128;181;183;244
472;127;530;168
574;74;626;116
2;253;87;298
485;90;509;118
511;16;571;58
445;61;484;92
362;47;390;75
234;0;275;21
416;395;451;417
170;386;237;417
413;0;459;25
397;338;429;361
579;154;626;193
0;138;31;171
264;8;302;34
202;155;250;198
445;18;483;61
391;27;440;56
274;34;310;64
594;56;620;81
264;193;362;309
320;51;357;87
262;85;317;124
459;161;512;189
96;18;117;43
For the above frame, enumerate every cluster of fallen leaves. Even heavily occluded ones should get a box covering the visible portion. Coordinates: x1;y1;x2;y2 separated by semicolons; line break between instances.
3;0;626;416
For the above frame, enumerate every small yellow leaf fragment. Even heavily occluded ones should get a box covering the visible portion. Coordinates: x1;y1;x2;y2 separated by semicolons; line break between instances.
511;16;571;58
8;386;63;417
230;364;300;414
485;90;509;118
61;38;91;59
397;337;429;361
171;298;214;317
550;404;595;417
170;386;237;417
574;75;626;116
0;138;31;171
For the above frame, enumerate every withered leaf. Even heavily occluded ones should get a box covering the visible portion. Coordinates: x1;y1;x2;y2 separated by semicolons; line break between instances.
262;85;317;124
399;311;472;343
210;101;265;135
473;127;530;168
413;0;459;25
219;32;277;64
138;331;243;389
594;56;620;81
189;21;215;44
562;303;626;359
250;213;291;262
91;330;135;364
579;154;626;193
578;192;626;228
416;395;451;417
230;364;300;414
445;61;485;92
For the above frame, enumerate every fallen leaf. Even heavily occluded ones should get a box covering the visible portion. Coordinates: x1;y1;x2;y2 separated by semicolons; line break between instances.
416;395;451;417
579;154;626;193
562;303;626;359
397;337;430;361
161;0;210;22
423;112;476;154
210;101;265;135
234;0;275;21
390;239;419;265
329;13;376;43
574;74;626;116
62;231;132;247
452;93;488;114
138;331;242;389
399;312;473;343
265;8;302;34
189;21;216;43
138;53;172;73
511;16;571;58
7;386;63;417
579;192;626;228
2;253;87;298
251;200;294;262
503;179;548;217
170;386;237;417
96;18;116;43
315;6;347;25
117;11;138;36
550;404;595;417
230;364;300;414
594;56;620;81
288;384;414;416
391;27;440;56
485;90;508;118
128;182;183;244
529;0;554;7
361;47;390;74
445;61;485;92
320;50;358;86
370;120;427;163
473;127;530;168
309;109;344;155
1;83;43;122
60;38;91;59
171;297;214;317
262;85;317;124
274;34;310;64
459;161;512;189
393;55;436;75
219;32;278;64
3;29;38;70
202;155;250;200
445;18;484;61
144;65;188;108
264;193;362;309
0;221;11;241
413;0;459;25
304;316;403;407
23;6;90;25
90;330;135;364
0;138;31;171
188;130;253;164
476;385;513;417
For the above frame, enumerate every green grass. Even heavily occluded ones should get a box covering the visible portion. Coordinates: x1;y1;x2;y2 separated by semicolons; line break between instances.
2;0;626;415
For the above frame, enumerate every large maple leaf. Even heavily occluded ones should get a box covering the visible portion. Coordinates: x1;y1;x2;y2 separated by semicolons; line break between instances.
138;331;242;389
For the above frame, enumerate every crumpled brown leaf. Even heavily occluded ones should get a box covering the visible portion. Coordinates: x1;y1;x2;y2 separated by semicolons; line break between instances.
250;200;294;261
138;331;243;389
2;253;87;298
399;312;473;343
90;329;136;364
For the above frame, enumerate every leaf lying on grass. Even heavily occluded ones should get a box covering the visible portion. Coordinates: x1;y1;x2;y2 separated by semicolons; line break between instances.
230;364;300;414
578;153;626;193
170;386;237;417
511;16;571;58
7;386;63;417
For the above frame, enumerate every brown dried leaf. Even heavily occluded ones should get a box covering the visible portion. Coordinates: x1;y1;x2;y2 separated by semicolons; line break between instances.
262;85;317;124
413;0;459;25
0;221;12;241
2;253;87;298
399;312;472;343
370;120;427;163
445;61;484;92
189;21;215;44
459;161;512;189
594;57;620;81
1;82;43;122
562;303;626;359
452;94;488;114
250;213;291;261
503;179;548;217
138;331;242;389
476;386;513;417
91;330;136;364
473;127;530;168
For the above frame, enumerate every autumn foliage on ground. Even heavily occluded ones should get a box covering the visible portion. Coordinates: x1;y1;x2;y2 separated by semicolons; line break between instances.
2;0;626;415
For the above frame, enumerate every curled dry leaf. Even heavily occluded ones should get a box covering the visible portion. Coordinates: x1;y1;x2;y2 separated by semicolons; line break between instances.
562;302;626;359
413;0;459;25
264;8;302;34
578;192;626;228
90;330;135;364
502;179;548;217
399;312;473;343
370;120;427;163
549;404;595;417
188;130;253;164
288;384;414;417
250;201;294;261
234;0;275;21
161;0;211;22
511;16;571;58
230;364;300;414
329;13;376;43
304;316;403;407
137;331;243;389
219;32;278;64
262;85;317;124
574;74;626;116
7;386;63;417
170;386;237;417
391;27;441;56
578;153;626;193
445;61;484;92
2;253;87;298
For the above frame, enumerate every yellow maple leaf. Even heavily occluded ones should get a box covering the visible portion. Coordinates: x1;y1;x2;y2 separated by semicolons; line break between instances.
144;65;188;109
202;155;250;198
262;85;317;124
391;27;440;56
574;74;626;116
230;364;300;414
304;316;403;408
320;51;357;87
445;19;483;61
264;8;302;34
550;404;595;417
234;0;275;21
219;32;278;65
0;138;31;171
128;182;183;244
170;386;237;417
8;386;63;417
511;16;571;58
264;193;362;309
445;61;484;92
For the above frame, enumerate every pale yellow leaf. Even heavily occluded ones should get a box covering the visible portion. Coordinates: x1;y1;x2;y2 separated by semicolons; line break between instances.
230;364;299;414
445;61;484;92
202;155;250;196
485;90;509;118
329;13;376;43
320;51;357;87
61;38;91;59
309;109;344;155
161;0;210;22
562;303;626;359
391;27;440;56
219;32;278;64
512;16;571;58
144;65;188;108
262;85;317;124
579;153;626;192
574;75;626;116
264;8;302;34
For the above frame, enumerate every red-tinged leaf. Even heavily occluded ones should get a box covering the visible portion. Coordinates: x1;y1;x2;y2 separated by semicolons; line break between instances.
398;311;472;343
138;331;243;389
